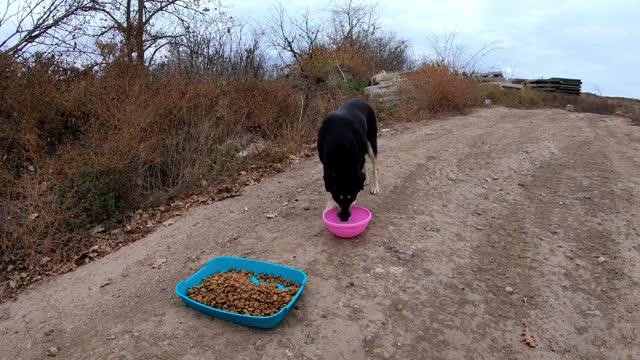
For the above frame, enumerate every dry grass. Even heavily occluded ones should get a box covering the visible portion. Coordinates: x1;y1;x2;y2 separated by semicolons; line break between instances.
484;85;640;124
0;56;349;278
398;63;483;118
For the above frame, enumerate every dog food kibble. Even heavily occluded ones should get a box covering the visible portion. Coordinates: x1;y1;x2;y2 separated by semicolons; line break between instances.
186;269;300;317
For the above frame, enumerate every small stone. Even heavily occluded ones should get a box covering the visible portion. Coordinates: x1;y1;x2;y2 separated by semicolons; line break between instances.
597;256;606;264
321;314;328;318
505;286;513;293
27;165;35;172
365;335;373;342
151;258;167;269
476;226;484;230
107;335;116;340
91;225;105;235
492;176;499;180
44;328;54;336
395;304;404;311
40;256;52;265
7;264;14;272
382;319;389;325
46;347;59;357
265;213;277;219
8;280;17;289
162;219;174;227
303;205;310;211
346;281;355;287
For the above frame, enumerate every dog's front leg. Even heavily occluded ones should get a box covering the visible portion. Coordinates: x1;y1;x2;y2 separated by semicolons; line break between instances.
367;144;380;194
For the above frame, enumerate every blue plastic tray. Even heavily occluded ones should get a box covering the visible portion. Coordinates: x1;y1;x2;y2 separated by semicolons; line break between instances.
175;256;307;329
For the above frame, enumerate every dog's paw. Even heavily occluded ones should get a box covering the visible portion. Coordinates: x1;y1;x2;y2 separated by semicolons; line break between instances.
370;186;380;195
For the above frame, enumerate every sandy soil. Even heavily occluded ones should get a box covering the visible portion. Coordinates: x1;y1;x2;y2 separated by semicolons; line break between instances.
1;107;639;360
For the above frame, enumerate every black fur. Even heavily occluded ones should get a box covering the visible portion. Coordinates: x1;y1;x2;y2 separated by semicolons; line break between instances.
317;99;378;221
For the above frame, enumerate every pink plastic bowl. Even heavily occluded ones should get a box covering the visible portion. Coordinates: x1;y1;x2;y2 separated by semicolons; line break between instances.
322;205;372;239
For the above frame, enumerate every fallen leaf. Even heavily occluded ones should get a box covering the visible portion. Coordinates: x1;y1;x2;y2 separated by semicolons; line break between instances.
29;213;39;220
521;325;538;348
56;262;77;275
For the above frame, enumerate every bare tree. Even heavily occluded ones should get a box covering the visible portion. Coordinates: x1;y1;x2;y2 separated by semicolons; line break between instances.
327;0;377;49
85;0;222;65
0;0;95;57
265;3;323;64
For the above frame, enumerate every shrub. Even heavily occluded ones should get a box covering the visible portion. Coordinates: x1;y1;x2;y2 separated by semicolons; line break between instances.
401;63;483;116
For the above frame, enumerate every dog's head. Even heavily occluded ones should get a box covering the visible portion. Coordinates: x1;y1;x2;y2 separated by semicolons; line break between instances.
324;170;365;222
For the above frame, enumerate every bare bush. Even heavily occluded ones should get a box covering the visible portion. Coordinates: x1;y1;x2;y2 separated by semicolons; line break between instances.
266;0;410;82
159;15;269;79
426;30;500;73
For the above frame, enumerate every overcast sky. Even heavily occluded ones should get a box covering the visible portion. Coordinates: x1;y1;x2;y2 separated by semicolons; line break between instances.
229;0;640;98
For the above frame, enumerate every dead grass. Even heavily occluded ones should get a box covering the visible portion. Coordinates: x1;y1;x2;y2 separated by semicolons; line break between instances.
397;63;483;118
484;85;640;124
0;56;349;287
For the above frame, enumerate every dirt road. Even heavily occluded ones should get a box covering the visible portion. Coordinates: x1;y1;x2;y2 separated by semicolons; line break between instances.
1;107;639;360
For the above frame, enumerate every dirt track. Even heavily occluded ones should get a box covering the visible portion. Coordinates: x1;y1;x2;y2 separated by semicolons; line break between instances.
1;107;639;360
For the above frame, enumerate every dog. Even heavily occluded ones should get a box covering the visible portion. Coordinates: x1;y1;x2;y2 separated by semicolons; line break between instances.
317;99;380;222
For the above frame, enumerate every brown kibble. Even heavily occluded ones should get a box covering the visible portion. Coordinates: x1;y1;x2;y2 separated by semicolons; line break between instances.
187;269;300;317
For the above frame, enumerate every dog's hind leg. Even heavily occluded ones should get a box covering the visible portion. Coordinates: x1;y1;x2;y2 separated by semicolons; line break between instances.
367;142;380;194
363;160;370;186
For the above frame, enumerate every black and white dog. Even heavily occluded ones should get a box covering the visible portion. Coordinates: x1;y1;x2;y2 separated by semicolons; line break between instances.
317;99;380;221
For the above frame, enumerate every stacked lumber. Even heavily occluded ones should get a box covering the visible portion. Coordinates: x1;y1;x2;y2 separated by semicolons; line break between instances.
365;71;408;106
525;78;582;95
